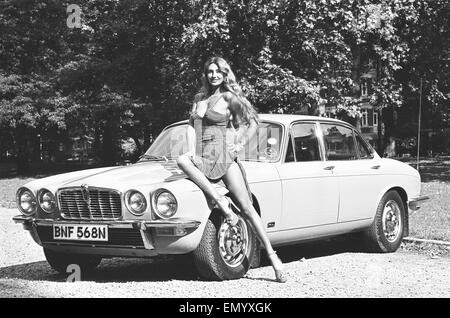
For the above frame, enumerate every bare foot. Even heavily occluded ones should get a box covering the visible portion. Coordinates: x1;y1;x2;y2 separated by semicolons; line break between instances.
268;251;287;283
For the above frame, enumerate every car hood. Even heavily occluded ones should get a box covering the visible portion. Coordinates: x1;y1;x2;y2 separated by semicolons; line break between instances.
63;161;187;189
23;159;280;194
25;161;188;193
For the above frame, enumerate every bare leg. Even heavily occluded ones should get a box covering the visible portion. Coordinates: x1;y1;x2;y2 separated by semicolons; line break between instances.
222;162;287;282
177;154;237;224
221;162;274;253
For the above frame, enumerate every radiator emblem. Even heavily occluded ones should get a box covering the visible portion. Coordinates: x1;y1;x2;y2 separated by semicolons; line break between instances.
81;184;91;207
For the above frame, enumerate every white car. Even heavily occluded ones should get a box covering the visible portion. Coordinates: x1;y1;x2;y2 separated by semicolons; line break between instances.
14;114;428;280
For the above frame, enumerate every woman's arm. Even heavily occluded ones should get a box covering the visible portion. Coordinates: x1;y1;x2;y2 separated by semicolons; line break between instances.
236;117;258;147
224;91;259;151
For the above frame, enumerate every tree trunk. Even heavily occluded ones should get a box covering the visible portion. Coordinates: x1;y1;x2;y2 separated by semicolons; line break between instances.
14;128;31;174
131;135;142;154
101;122;116;166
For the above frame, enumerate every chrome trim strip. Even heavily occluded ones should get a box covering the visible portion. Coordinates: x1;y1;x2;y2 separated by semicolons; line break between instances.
408;195;430;210
13;215;200;229
408;195;430;203
140;223;155;250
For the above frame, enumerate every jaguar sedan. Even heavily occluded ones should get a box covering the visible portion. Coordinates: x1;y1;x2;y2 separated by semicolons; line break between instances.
13;114;428;280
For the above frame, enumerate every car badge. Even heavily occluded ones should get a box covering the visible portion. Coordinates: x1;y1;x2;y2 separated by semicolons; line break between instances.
81;184;90;205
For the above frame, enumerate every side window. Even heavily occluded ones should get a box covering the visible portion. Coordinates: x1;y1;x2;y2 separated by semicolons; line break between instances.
355;133;374;159
321;123;357;160
291;123;321;162
285;135;295;162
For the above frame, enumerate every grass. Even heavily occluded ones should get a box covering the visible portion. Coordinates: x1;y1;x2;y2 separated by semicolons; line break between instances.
408;181;450;241
0;177;36;209
1;157;449;241
395;156;450;241
396;155;450;183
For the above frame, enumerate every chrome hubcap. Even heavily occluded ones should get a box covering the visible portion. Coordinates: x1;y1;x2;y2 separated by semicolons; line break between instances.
218;216;248;267
382;200;402;242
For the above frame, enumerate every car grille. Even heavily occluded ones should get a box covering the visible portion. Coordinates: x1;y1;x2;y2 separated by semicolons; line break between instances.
58;188;122;220
36;226;145;248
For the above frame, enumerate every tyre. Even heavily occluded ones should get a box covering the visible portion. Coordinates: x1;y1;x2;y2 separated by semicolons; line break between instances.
365;190;406;253
43;248;102;274
192;211;258;281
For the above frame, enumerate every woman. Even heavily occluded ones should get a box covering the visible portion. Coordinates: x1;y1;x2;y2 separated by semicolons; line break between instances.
177;57;287;283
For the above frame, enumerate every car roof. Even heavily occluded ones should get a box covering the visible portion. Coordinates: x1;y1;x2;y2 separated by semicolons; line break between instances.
170;114;349;128
257;114;347;126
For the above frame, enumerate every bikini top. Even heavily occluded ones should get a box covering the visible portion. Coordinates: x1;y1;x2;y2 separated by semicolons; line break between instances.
190;93;230;126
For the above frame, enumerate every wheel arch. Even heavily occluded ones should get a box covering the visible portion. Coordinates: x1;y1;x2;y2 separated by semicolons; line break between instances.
251;193;261;216
379;186;409;237
221;190;261;216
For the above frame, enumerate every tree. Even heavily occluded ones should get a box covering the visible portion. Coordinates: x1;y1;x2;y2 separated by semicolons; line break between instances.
0;72;73;171
1;0;449;173
395;0;449;131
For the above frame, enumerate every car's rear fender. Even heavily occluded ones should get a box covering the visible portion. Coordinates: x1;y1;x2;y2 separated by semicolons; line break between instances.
371;180;418;237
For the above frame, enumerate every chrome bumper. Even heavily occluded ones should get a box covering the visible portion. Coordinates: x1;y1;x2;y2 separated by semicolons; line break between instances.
408;195;430;211
13;215;201;250
13;215;200;230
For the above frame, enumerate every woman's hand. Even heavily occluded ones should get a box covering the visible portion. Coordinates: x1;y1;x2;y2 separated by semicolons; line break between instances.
228;142;244;154
183;150;196;160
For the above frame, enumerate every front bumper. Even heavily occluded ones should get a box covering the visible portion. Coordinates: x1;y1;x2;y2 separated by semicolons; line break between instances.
13;215;201;252
408;195;430;211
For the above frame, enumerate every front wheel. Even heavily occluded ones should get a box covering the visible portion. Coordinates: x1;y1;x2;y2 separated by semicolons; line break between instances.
192;211;257;281
43;248;102;274
365;190;406;253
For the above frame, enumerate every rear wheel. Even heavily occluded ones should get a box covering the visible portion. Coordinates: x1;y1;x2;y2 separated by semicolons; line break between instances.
43;248;102;274
365;190;406;252
192;211;257;281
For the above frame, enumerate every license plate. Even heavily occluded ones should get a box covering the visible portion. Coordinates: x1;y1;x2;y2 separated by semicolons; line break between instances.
53;224;108;241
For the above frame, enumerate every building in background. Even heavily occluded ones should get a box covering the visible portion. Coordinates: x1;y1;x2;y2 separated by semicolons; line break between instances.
322;58;381;150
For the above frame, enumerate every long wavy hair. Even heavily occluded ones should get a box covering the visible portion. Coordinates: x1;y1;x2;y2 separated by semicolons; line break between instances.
198;57;259;127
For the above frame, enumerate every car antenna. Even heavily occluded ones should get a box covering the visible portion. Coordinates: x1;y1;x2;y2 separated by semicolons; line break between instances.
416;78;422;172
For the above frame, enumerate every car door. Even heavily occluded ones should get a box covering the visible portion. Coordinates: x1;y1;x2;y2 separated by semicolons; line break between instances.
319;122;384;223
276;121;339;230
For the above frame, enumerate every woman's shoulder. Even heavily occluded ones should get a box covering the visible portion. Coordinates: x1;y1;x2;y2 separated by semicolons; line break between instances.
221;91;237;102
193;92;206;103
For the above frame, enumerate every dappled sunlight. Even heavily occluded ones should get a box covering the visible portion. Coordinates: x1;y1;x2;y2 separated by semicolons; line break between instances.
396;156;450;183
409;181;450;241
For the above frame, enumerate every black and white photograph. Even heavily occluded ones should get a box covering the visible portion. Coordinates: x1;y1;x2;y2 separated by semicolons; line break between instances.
0;0;449;303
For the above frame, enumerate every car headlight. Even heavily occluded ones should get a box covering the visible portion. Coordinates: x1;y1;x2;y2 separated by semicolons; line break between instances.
37;189;57;213
152;189;177;219
125;190;147;216
16;187;37;216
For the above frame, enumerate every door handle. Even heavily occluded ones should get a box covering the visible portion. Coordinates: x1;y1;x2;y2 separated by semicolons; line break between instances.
371;165;381;169
324;165;335;170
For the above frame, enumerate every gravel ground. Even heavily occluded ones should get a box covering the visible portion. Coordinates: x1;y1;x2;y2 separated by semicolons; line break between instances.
1;208;449;298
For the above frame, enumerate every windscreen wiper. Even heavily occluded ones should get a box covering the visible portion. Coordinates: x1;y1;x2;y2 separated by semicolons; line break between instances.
138;154;169;162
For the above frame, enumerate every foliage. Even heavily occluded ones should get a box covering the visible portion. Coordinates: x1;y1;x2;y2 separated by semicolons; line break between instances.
395;0;449;129
0;0;449;171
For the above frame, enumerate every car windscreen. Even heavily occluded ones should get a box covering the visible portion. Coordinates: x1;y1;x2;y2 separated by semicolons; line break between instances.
141;121;283;162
